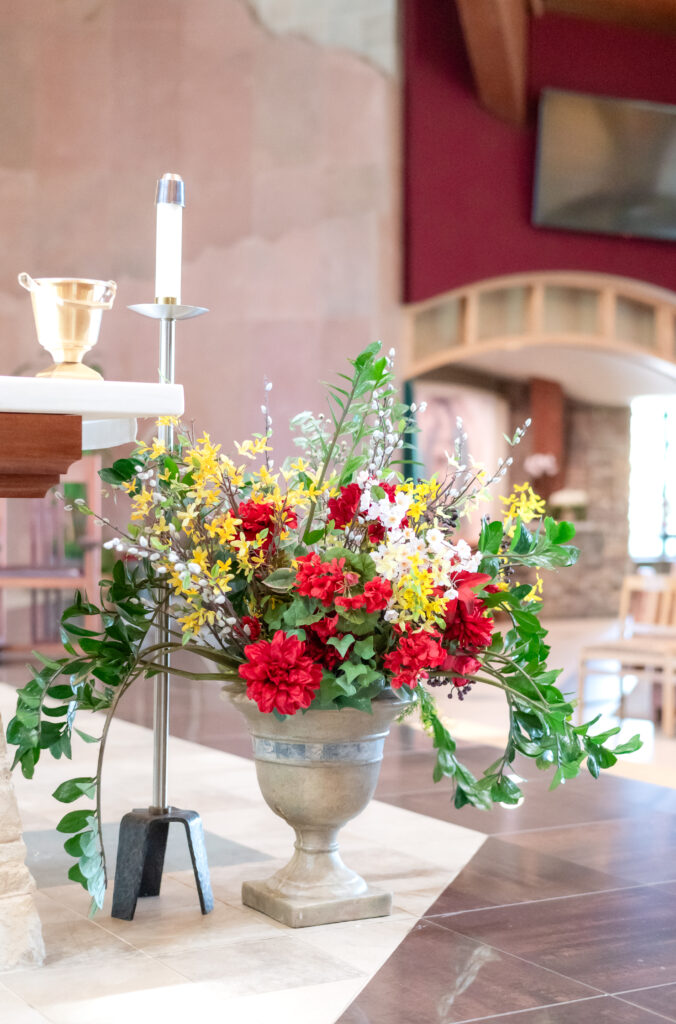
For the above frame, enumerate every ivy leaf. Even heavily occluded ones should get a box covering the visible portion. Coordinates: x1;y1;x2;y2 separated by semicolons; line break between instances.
327;634;356;658
353;637;375;660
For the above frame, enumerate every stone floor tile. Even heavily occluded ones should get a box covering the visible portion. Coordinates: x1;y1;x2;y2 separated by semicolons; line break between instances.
433;885;676;992
337;918;599;1023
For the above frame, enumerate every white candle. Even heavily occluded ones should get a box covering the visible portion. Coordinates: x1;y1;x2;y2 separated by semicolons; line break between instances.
155;173;184;303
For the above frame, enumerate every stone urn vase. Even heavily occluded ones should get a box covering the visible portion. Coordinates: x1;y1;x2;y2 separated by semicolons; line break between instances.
225;687;408;928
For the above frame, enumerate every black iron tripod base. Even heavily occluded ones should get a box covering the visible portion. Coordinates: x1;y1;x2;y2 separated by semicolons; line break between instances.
111;806;214;921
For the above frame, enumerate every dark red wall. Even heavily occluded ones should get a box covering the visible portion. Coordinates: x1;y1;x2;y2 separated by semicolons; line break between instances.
404;4;676;301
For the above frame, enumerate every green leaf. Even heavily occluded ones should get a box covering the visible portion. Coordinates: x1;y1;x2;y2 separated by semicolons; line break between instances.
56;809;92;834
479;519;503;555
490;775;522;805
52;777;96;803
327;634;355;658
47;684;76;699
67;863;89;887
587;751;600;778
15;706;39;728
319;672;356;701
341;660;369;685
74;728;101;744
63;831;97;858
32;651;64;670
262;568;296;592
510;520;534;555
353;636;375;660
163;455;178;479
88;871;106;911
544;517;576;545
303;527;325;545
612;733;642;755
79;852;103;879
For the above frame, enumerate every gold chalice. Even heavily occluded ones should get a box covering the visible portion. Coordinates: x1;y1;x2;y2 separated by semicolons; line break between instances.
18;273;117;380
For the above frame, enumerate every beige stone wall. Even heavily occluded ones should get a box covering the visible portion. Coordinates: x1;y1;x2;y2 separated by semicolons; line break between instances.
505;389;631;617
0;715;45;970
547;402;631;618
0;0;400;458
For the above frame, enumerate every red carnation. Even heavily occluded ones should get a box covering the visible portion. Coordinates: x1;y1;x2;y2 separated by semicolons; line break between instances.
327;483;361;530
295;552;348;606
384;628;446;689
444;601;494;651
443;653;482;686
237;500;298;551
362;577;392;613
238;631;322;715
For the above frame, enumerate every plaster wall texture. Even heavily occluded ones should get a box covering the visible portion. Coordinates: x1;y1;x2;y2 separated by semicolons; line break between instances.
0;0;400;459
246;0;398;75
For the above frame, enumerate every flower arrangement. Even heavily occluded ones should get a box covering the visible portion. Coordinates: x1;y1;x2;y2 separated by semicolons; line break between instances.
7;342;640;911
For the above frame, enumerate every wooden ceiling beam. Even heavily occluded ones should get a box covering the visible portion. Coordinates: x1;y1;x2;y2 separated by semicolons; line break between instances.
539;0;676;35
456;0;529;125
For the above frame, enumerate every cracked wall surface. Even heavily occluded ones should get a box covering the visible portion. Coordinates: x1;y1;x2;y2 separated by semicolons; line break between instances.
244;0;398;76
0;0;400;457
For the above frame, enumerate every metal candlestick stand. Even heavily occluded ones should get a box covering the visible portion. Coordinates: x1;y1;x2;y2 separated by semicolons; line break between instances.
110;300;213;921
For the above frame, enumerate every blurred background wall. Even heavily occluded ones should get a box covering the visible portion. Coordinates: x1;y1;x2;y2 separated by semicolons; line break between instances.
0;0;400;455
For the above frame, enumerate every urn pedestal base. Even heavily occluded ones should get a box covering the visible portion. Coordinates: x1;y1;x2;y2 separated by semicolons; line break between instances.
242;878;391;928
225;687;409;928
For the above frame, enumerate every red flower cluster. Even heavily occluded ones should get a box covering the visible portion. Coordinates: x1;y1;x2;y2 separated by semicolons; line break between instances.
295;553;357;606
304;614;353;670
443;571;494;685
335;576;393;613
383;627;446;689
444;603;493;650
237;500;298;551
238;631;322;715
295;553;393;616
328;481;407;542
327;483;361;530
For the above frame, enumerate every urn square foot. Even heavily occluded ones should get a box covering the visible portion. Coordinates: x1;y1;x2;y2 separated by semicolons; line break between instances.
242;879;392;928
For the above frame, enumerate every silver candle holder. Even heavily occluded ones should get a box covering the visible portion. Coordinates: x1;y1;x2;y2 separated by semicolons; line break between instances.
110;176;213;921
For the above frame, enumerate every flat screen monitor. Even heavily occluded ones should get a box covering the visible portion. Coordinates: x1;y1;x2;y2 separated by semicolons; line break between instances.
533;89;676;242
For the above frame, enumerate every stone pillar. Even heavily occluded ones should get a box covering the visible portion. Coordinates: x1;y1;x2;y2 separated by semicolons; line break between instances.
0;715;45;970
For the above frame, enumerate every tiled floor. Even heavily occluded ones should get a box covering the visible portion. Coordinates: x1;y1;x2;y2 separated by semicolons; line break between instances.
2;615;676;1023
0;680;484;1024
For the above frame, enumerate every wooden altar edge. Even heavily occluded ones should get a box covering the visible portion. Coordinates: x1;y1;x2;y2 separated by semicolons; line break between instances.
0;412;83;498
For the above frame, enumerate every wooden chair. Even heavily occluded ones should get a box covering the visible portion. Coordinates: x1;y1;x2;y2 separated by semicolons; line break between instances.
0;455;102;656
577;574;676;737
